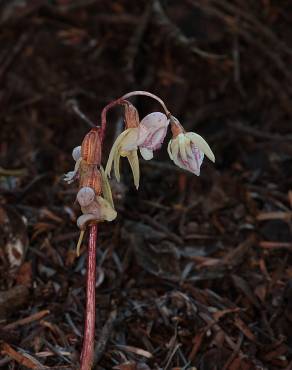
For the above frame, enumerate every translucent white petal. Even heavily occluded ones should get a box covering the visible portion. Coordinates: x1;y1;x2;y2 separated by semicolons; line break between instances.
167;140;173;160
105;129;133;177
127;150;140;189
72;146;82;161
150;127;167;149
188;147;204;176
137;113;169;151
77;214;97;229
185;137;193;157
186;132;215;162
140;112;169;128
178;133;187;162
172;151;185;170
136;124;149;146
64;171;76;183
171;137;179;160
140;147;153;160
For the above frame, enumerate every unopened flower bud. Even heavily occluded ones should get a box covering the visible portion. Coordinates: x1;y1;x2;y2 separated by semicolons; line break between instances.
81;128;101;165
124;103;139;128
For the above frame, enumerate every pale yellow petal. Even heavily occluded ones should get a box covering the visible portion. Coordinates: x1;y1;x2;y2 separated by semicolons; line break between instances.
105;129;132;177
186;132;215;162
139;147;153;160
172;150;184;169
127;150;140;189
96;196;117;221
114;150;121;183
76;230;85;256
100;166;114;208
167;140;173;160
178;133;187;162
121;128;138;151
185;137;193;157
170;138;179;160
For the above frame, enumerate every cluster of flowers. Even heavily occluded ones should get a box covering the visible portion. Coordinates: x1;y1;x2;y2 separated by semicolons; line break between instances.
65;94;215;254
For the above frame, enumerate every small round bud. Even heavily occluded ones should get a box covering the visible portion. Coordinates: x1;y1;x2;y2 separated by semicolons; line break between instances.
76;187;95;207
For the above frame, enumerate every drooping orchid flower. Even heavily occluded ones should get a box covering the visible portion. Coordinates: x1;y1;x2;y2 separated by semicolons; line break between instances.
76;186;117;224
137;112;169;160
105;106;170;188
167;116;215;175
75;183;117;255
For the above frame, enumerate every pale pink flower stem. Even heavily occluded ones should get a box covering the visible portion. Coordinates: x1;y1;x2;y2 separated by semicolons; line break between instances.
122;91;170;117
80;98;125;370
100;92;171;142
80;98;128;370
80;224;98;370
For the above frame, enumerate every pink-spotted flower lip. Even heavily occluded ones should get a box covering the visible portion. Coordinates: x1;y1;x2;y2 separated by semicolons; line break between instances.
136;112;169;160
168;132;215;176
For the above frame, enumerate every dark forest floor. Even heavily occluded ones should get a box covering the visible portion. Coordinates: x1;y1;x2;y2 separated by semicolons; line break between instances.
0;1;292;369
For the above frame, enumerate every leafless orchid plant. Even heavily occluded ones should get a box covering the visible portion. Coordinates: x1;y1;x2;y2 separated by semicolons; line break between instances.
65;91;215;370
